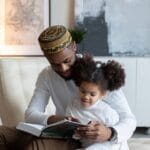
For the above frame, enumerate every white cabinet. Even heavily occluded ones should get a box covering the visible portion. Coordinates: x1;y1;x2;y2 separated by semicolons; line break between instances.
95;57;150;127
136;58;150;127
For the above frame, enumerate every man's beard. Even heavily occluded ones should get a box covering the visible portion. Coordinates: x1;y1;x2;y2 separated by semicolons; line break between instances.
60;74;72;80
56;70;73;80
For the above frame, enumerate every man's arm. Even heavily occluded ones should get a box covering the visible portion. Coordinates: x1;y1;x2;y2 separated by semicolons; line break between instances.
25;67;70;126
25;68;52;125
104;88;137;143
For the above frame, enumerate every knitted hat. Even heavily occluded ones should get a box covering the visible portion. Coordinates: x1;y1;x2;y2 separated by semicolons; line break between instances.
38;25;72;54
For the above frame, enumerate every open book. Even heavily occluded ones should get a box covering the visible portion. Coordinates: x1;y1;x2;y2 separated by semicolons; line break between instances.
16;119;84;138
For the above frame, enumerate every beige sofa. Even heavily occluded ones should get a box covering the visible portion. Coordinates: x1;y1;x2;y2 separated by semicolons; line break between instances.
0;57;54;126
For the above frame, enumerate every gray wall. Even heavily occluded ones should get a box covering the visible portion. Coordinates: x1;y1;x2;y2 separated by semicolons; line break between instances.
75;0;150;56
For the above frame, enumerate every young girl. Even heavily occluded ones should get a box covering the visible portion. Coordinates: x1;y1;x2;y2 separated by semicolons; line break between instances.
66;54;126;150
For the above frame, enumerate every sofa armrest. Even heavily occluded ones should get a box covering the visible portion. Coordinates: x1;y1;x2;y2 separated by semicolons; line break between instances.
0;57;52;126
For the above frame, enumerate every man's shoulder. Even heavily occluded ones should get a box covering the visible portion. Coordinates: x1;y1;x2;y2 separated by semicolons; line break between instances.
38;66;57;80
39;65;54;75
106;88;124;97
104;88;126;103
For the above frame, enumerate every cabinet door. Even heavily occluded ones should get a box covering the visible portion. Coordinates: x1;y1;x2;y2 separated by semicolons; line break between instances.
136;58;150;126
95;57;136;115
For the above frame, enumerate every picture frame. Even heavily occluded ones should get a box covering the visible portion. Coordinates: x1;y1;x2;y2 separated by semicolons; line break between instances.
0;0;50;56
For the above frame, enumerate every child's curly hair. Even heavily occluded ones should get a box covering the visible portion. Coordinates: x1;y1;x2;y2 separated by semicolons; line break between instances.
71;54;125;92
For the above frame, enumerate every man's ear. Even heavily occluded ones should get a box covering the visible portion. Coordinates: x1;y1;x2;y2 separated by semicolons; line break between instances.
72;41;77;52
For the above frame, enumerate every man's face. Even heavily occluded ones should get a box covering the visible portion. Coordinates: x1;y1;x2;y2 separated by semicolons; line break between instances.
44;43;76;80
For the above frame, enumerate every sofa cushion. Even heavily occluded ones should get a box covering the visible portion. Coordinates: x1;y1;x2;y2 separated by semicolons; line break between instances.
0;57;55;126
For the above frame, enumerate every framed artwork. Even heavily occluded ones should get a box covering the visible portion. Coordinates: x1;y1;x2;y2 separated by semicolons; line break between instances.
75;0;150;56
0;0;50;56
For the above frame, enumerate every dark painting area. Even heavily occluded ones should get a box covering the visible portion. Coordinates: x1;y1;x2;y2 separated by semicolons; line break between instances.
76;12;110;56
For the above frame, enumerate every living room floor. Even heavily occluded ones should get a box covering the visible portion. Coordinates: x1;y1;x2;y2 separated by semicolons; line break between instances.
128;127;150;150
132;127;150;138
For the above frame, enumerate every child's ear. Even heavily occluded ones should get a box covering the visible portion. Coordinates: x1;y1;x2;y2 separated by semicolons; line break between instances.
101;91;107;98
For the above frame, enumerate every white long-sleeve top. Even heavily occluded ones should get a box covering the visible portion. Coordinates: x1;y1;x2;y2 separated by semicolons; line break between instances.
66;99;120;149
25;66;136;146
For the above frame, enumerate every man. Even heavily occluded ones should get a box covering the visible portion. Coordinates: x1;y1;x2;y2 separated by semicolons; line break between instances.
0;25;136;149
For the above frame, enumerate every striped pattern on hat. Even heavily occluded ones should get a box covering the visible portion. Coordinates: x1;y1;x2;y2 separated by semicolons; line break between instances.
38;25;72;53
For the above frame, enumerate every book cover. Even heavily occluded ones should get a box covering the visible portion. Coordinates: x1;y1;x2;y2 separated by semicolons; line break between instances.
16;119;84;138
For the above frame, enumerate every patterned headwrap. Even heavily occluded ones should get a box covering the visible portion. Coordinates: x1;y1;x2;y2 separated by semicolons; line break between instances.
38;25;72;53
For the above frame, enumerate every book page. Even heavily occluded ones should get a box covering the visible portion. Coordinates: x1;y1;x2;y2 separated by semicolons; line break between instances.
16;122;44;136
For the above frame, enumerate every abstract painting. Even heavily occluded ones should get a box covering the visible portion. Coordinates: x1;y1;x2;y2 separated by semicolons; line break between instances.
0;0;49;56
75;0;150;56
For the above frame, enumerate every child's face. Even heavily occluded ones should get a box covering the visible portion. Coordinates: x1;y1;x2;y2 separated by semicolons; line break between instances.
79;81;106;108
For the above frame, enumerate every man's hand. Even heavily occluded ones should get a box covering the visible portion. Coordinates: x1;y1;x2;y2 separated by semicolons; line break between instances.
76;121;112;142
47;115;66;124
65;116;80;122
47;115;79;124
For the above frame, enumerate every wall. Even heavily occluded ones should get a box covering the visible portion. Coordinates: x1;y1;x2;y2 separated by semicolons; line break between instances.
75;0;150;56
0;0;73;56
51;0;74;28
